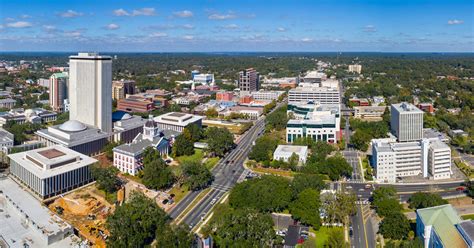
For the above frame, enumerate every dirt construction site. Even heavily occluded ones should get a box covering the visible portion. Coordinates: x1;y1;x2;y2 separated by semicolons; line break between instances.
48;185;116;248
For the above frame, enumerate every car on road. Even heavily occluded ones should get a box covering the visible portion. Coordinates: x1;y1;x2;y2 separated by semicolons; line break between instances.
200;213;206;220
365;184;372;189
210;198;217;205
346;185;353;189
456;186;467;191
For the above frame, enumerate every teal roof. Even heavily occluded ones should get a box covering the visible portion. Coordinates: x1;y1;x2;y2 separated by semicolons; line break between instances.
417;204;467;248
51;72;68;78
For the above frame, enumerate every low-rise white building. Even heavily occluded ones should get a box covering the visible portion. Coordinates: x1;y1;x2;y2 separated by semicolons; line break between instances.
372;138;452;183
0;177;77;247
353;106;386;119
36;120;109;156
273;145;308;164
0;98;16;109
250;90;284;101
193;73;214;85
154;112;203;132
8;145;97;199
286;102;340;144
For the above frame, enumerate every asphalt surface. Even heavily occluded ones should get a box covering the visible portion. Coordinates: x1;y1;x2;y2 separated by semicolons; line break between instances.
168;103;277;227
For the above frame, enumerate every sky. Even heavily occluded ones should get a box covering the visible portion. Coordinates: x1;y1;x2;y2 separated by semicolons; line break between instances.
0;0;473;52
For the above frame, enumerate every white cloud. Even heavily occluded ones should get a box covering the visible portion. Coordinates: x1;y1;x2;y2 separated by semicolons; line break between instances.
448;19;464;25
221;24;239;29
301;38;313;42
43;25;56;32
208;13;236;20
183;35;194;40
64;30;82;37
182;24;195;29
115;8;156;17
363;25;377;32
149;32;167;38
5;17;15;21
59;10;83;18
6;21;32;28
113;8;130;16
173;10;193;18
20;14;31;18
132;8;156;16
105;23;120;30
277;27;286;32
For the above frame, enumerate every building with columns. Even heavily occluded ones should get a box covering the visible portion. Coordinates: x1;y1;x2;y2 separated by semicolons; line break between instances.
112;117;179;175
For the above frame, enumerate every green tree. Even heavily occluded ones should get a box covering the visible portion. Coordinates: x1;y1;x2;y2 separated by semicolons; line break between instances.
106;192;169;247
265;104;288;131
205;108;218;118
379;212;411;240
372;186;397;207
229;175;291;212
90;164;119;194
248;134;279;162
326;228;348;248
289;189;321;229
155;224;193;248
408;192;448;210
142;159;175;190
182;160;214;190
142;147;161;166
208;206;276;247
351;130;371;151
325;155;353;181
172;135;194;157
205;127;234;157
183;123;202;142
290;174;326;197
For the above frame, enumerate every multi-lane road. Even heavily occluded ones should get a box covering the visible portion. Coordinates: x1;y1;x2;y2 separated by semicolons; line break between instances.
169;108;272;228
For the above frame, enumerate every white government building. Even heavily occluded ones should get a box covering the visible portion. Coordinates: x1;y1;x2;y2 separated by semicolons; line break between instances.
286;102;340;144
288;85;340;105
391;102;424;142
372;103;452;183
68;52;113;133
153;112;203;132
273;145;309;165
8;145;97;199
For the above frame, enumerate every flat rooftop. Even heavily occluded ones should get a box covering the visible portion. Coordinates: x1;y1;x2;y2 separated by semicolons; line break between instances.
8;145;98;179
275;145;308;155
154;112;203;126
392;102;424;113
0;177;76;247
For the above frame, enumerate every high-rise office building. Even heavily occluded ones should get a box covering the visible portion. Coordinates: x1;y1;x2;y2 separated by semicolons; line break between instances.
49;72;68;112
112;80;136;100
69;53;112;133
238;68;259;94
391;103;424;142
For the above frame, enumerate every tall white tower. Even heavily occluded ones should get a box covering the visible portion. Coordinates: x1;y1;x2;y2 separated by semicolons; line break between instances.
69;52;112;133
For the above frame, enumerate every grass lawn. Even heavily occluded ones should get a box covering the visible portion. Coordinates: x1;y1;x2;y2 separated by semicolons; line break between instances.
204;157;220;170
168;184;190;203
251;166;297;178
312;226;330;247
462;214;474;220
121;173;143;184
176;149;204;164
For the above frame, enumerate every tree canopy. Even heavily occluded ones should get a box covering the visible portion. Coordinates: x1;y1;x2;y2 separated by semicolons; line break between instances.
142;159;175;190
229;175;291;212
205;127;234;157
106;192;170;247
408;192;448;210
289;189;321;229
181;160;214;190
